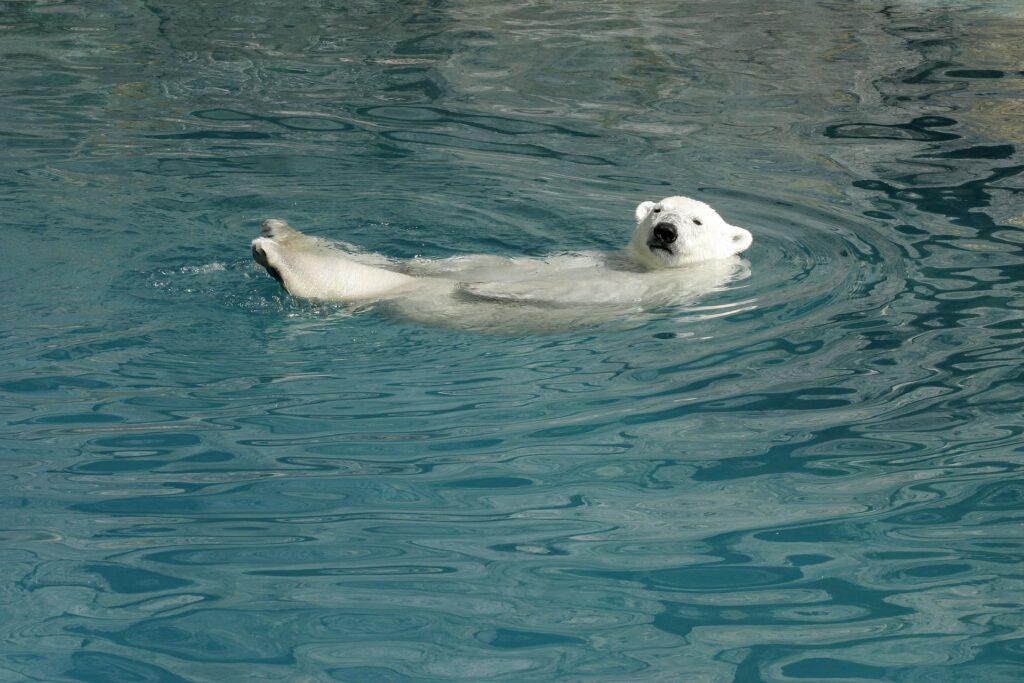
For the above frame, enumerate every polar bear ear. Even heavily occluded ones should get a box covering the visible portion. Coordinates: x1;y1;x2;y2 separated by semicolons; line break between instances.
729;225;753;254
635;201;657;223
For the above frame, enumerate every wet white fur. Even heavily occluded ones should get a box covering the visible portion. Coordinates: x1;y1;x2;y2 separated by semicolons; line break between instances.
250;196;752;331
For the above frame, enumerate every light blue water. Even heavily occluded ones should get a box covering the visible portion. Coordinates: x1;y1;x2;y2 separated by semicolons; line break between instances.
3;1;1024;681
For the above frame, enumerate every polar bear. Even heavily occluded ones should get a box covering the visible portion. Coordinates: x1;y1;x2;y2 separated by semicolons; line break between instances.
251;196;752;331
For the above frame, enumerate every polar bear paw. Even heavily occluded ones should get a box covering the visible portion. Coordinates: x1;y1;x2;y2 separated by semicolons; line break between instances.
253;219;303;288
251;238;284;287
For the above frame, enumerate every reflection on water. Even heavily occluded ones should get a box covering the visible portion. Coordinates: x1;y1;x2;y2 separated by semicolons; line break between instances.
2;1;1023;681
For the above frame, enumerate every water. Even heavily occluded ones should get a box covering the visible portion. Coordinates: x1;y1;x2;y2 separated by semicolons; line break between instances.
3;1;1023;680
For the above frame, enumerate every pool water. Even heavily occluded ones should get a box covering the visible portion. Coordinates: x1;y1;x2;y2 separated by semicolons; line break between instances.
3;1;1024;681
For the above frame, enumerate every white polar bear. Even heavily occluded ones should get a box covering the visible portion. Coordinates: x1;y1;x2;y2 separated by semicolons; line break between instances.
250;196;752;332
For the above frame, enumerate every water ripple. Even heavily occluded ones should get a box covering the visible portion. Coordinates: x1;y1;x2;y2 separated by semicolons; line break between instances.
3;1;1024;681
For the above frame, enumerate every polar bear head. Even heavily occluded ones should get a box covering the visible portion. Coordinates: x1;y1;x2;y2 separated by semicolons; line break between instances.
628;196;752;268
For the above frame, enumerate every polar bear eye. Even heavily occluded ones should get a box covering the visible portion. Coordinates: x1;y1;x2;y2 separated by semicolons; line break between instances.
652;207;661;214
693;218;702;225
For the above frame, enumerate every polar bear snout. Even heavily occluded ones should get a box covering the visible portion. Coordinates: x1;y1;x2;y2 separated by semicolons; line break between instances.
652;222;677;244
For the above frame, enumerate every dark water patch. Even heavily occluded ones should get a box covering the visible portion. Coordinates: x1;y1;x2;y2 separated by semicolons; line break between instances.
65;651;192;683
30;412;124;425
925;145;1015;160
479;628;585;649
944;69;1005;79
782;657;891;680
18;561;191;594
825;116;960;142
899;562;971;578
1;375;112;393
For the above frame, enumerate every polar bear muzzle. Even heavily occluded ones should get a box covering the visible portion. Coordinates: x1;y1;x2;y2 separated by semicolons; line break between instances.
649;222;678;253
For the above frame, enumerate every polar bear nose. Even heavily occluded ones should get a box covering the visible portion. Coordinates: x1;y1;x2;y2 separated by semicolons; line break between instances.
653;222;677;244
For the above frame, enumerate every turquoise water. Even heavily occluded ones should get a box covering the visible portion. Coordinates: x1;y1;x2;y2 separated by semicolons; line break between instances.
3;1;1024;680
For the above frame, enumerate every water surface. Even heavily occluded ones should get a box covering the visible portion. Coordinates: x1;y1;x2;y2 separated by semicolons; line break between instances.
3;1;1024;681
